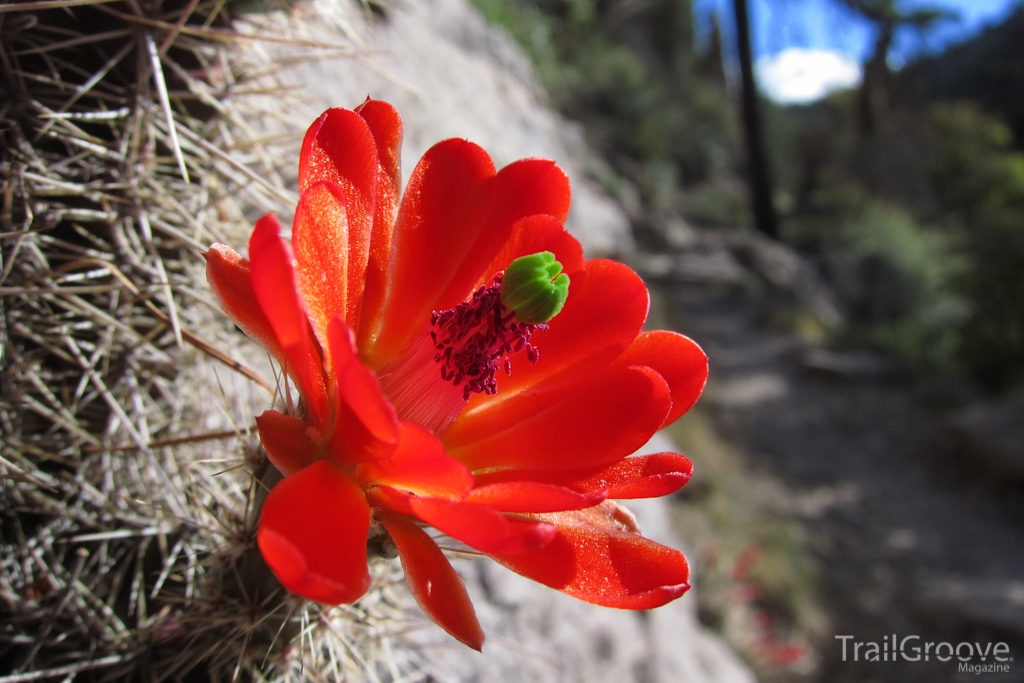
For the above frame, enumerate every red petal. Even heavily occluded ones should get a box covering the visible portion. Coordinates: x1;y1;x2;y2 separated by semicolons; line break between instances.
458;259;649;425
465;482;606;513
248;214;329;426
492;158;570;223
369;486;556;555
357;422;473;499
616;331;708;427
490;502;690;609
204;242;283;361
255;410;323;476
480;214;586;288
377;511;484;651
291;181;349;371
299;108;378;198
327;316;399;463
298;108;377;329
354;99;403;352
446;365;670;472
355;99;402;195
599;453;693;498
257;460;371;604
432;158;572;313
365;139;497;368
474;453;694;500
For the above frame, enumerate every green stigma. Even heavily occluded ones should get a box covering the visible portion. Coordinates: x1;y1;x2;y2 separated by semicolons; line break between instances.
499;251;570;324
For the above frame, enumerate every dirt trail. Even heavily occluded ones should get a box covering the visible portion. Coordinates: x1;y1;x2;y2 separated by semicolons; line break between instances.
662;279;1024;683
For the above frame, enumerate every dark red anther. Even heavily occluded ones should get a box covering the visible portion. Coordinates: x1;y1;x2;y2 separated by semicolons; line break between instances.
428;275;545;399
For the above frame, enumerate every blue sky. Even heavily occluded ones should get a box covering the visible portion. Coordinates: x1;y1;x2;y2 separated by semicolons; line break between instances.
694;0;1024;102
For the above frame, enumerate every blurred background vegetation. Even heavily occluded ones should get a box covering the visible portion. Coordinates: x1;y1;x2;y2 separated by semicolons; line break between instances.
470;0;1024;393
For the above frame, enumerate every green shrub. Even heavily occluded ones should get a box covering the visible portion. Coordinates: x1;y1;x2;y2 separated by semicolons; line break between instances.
826;202;970;371
927;103;1024;389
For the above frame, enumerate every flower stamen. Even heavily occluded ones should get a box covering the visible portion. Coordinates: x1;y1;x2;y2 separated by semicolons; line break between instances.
378;252;569;435
430;275;545;400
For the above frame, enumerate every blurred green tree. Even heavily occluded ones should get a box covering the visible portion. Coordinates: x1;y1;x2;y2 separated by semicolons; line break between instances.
838;0;956;136
469;0;743;227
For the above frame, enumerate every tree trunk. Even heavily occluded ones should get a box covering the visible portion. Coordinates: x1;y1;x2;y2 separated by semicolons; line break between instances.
857;23;894;137
732;0;779;239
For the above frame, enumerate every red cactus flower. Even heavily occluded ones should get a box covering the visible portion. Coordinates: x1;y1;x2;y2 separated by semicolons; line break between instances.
205;99;708;650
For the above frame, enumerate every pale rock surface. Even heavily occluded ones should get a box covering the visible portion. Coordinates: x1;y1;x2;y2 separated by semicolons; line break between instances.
280;0;632;255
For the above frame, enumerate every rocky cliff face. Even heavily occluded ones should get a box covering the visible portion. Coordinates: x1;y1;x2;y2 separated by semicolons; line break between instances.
231;0;757;679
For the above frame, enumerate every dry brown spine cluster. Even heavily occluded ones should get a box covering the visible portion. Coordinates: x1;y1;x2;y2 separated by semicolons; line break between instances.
0;2;434;680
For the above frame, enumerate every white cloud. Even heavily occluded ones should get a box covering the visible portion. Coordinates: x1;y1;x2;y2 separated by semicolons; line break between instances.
756;48;862;104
